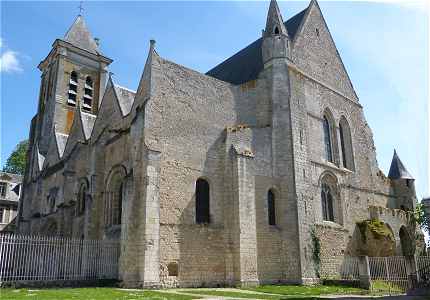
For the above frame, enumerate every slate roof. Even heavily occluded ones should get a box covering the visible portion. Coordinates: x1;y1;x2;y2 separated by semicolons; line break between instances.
63;15;100;55
114;84;135;116
388;150;414;180
0;171;22;182
206;8;307;85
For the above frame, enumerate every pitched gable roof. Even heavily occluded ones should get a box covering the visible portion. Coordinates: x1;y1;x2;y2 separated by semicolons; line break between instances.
0;172;22;182
55;132;68;158
91;76;134;142
81;111;97;140
388;150;414;180
206;8;307;85
42;126;68;170
113;84;135;116
63;15;100;54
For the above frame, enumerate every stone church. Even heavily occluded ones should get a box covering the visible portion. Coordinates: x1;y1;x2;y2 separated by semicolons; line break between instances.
18;0;421;287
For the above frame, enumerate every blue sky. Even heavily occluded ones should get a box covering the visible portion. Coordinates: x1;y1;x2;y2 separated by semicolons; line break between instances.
0;1;428;199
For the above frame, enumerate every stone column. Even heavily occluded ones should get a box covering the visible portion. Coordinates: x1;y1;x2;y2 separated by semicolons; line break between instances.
232;153;259;286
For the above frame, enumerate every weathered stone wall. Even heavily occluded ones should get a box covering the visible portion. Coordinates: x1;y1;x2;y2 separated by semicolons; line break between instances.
288;0;418;280
18;0;421;289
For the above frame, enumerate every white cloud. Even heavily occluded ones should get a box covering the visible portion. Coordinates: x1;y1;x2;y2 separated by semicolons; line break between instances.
0;38;23;73
0;50;23;73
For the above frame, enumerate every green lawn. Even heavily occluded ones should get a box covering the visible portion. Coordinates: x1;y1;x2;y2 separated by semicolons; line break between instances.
0;284;371;300
371;280;405;294
243;284;368;296
180;289;281;299
0;288;198;300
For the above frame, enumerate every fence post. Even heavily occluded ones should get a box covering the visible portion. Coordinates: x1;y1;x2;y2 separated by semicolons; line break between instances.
0;234;4;285
358;256;371;289
385;257;391;295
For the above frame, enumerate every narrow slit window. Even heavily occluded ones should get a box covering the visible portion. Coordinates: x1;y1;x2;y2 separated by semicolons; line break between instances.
77;183;87;216
323;116;333;163
196;178;210;224
268;189;276;225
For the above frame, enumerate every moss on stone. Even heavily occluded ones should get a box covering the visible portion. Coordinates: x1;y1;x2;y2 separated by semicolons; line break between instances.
357;219;394;241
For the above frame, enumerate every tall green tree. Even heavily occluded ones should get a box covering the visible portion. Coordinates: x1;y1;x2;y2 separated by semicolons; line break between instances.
3;140;29;175
415;202;430;234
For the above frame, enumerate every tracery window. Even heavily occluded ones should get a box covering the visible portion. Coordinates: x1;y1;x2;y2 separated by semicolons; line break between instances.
195;178;210;224
321;183;334;222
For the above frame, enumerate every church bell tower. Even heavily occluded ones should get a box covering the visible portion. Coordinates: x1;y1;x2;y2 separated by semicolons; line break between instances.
35;13;112;154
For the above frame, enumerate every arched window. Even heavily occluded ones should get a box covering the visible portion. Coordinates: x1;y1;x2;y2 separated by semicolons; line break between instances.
47;187;58;213
321;183;334;222
323;115;333;163
105;168;126;228
77;182;88;216
339;117;355;171
195;178;210;224
67;71;78;106
268;189;276;226
274;26;280;35
82;76;93;112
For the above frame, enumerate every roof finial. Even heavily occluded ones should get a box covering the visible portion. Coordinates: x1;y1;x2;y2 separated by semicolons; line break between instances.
78;1;84;16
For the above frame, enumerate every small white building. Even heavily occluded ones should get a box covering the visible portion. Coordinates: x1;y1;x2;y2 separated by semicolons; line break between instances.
0;171;22;232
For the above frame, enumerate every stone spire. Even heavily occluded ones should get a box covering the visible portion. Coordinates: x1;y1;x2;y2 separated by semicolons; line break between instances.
264;0;288;37
388;150;414;179
63;15;99;54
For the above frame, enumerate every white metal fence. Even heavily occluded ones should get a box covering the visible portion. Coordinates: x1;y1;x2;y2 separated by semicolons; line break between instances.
320;256;360;281
320;255;430;294
368;256;409;293
0;234;120;284
417;255;430;281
